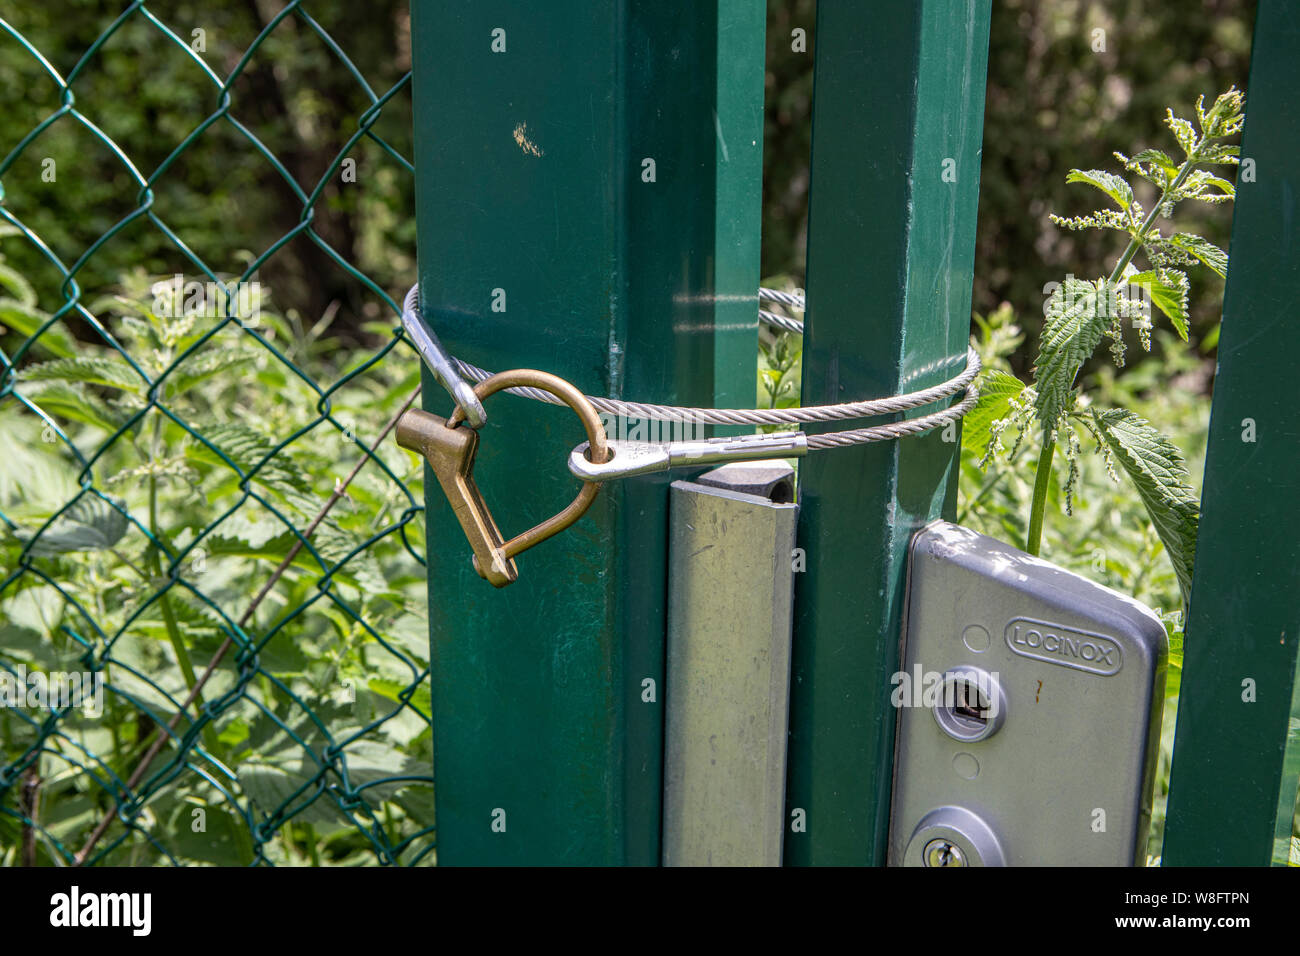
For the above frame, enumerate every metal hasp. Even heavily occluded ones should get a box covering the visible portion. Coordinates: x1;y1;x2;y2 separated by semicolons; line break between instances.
1162;0;1300;866
889;522;1167;866
663;463;798;866
409;3;765;863
395;367;608;588
569;432;807;482
396;409;520;586
784;0;992;864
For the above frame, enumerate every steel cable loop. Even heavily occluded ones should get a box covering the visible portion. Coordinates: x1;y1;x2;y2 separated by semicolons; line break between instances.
757;287;807;311
450;349;980;427
758;307;805;334
407;284;979;441
804;385;979;449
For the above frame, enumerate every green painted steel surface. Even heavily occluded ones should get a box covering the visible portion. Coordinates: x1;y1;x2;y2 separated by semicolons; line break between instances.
1162;0;1300;867
714;0;767;418
783;0;991;866
410;2;764;864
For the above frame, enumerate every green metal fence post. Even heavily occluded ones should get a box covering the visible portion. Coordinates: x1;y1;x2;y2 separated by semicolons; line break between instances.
409;2;765;864
1162;0;1300;867
783;0;991;866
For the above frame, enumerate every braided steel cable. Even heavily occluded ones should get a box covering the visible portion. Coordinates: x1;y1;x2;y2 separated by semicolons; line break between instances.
406;285;979;437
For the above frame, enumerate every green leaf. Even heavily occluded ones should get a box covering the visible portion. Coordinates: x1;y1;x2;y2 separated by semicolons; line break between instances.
238;758;339;826
156;796;248;867
131;595;225;641
201;522;387;594
1204;174;1236;195
368;677;432;720
218;717;251;749
19;354;146;392
185;423;313;497
238;738;420;826
1164;111;1198;157
1168;233;1228;279
0;262;37;306
1091;408;1199;607
1128;270;1190;339
23;382;126;433
1033;277;1106;428
165;347;260;395
21;495;130;557
961;369;1026;460
1180;169;1236;203
1195;143;1240;165
0;622;67;669
0;300;75;358
86;292;158;322
1131;148;1178;184
1066;169;1133;212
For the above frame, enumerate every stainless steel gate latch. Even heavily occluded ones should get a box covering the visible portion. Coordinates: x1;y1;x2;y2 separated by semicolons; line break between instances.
889;521;1168;867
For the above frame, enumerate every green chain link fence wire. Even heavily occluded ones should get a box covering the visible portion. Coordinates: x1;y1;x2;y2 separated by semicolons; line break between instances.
0;1;437;865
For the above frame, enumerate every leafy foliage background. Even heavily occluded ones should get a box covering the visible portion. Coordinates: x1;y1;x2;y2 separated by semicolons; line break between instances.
2;0;1290;865
1;0;430;866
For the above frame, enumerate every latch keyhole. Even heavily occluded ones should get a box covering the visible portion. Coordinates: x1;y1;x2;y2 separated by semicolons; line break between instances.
933;666;1006;743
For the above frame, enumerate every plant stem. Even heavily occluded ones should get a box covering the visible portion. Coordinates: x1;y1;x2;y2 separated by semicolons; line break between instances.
305;822;322;867
1025;437;1055;555
145;414;221;760
1024;155;1199;555
1108;158;1196;285
142;415;250;863
107;675;123;768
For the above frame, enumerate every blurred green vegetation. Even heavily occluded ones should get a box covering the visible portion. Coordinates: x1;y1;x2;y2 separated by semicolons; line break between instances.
2;0;1254;361
1;1;428;866
762;0;1254;380
0;266;431;866
1;0;1286;865
0;0;414;338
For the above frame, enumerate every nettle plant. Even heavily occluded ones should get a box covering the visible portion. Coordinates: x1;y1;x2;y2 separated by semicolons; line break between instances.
0;266;432;864
969;88;1244;608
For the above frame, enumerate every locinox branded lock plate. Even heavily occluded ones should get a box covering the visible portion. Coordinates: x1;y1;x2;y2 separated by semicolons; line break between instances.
888;522;1167;866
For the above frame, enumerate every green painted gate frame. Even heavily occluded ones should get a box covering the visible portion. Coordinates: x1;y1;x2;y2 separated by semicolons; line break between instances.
410;0;1299;866
411;0;765;865
1161;0;1300;868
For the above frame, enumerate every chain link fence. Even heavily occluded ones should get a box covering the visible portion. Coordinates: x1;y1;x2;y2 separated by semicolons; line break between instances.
0;1;435;865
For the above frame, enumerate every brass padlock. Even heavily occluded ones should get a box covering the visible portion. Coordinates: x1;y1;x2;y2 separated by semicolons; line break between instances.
396;368;609;587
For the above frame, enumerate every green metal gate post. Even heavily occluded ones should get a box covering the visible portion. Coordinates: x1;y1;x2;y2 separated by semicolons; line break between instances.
784;0;991;866
409;3;765;864
1162;0;1300;866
